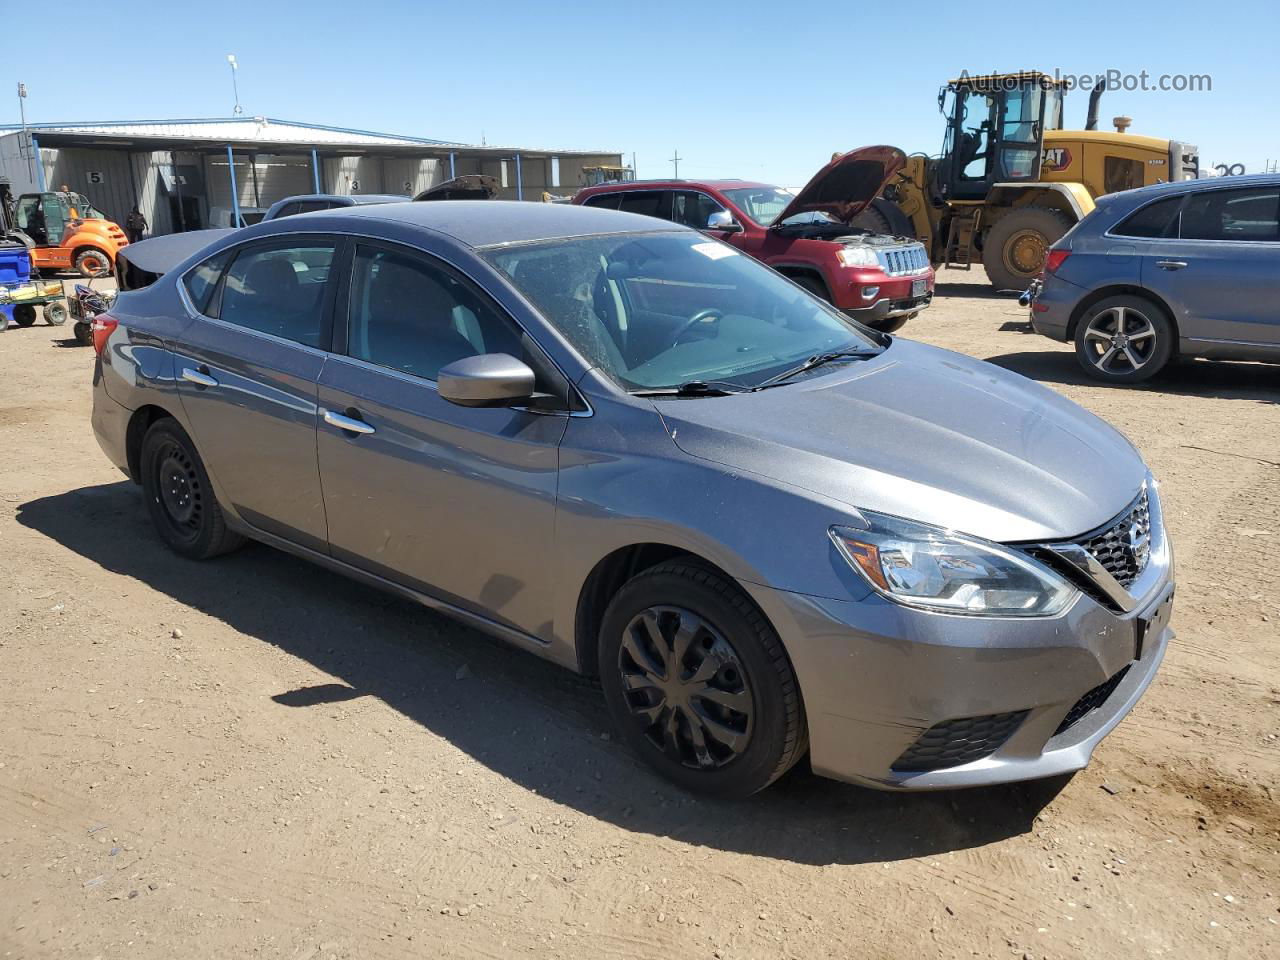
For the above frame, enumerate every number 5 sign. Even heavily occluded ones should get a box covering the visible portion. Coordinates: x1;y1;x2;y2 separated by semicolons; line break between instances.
86;171;104;185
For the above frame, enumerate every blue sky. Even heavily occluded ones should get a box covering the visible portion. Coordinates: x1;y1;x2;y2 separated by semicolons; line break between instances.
3;0;1273;186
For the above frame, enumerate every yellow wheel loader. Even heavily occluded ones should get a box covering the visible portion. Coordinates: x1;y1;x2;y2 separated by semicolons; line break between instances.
855;72;1200;291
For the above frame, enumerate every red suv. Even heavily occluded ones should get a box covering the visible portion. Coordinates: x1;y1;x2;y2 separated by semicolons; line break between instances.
573;146;934;332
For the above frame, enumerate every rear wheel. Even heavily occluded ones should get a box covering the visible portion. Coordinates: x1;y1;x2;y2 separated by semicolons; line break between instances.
74;321;93;345
74;249;111;279
1074;295;1174;383
598;560;807;797
982;207;1073;291
140;419;244;559
12;304;37;327
44;301;68;326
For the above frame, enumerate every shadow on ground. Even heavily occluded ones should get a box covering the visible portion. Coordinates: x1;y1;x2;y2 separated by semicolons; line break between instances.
987;350;1280;406
18;482;1071;866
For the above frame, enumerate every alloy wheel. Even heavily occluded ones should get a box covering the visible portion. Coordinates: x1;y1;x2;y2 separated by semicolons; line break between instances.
617;605;754;770
1082;306;1158;374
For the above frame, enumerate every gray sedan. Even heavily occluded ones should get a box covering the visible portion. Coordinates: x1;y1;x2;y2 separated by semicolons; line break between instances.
90;201;1175;796
1030;173;1280;382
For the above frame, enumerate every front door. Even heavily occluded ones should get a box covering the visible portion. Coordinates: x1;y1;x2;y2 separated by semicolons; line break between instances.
1139;184;1280;346
316;240;566;640
173;236;337;551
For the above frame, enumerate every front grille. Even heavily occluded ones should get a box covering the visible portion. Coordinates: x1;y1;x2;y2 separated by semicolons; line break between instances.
891;710;1028;772
1077;490;1150;588
877;244;930;277
1055;665;1130;736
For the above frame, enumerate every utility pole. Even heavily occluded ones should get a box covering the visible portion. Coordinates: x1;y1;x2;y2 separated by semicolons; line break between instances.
16;82;34;183
227;54;243;116
670;149;682;179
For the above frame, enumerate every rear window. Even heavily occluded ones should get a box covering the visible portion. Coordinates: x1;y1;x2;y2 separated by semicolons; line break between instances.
1112;196;1183;238
182;250;233;313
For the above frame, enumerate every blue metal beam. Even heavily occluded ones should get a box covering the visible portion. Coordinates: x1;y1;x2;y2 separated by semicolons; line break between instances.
226;145;241;227
514;153;522;201
449;152;456;179
311;148;321;193
31;135;46;191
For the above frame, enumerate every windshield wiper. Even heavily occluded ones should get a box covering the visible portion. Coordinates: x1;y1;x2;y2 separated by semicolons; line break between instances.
631;380;749;398
753;350;876;390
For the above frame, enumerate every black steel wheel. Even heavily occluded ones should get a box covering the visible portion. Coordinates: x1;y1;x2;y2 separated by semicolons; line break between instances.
599;561;806;797
140;419;243;560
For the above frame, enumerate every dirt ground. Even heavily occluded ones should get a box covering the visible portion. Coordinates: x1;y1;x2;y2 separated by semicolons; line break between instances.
1;270;1277;960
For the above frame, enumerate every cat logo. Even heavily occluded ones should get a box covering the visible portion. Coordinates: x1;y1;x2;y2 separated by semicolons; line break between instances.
1042;147;1072;172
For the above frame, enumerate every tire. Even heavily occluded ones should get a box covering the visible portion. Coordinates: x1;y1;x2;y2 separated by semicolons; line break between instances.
863;312;911;333
74;249;112;279
981;207;1074;291
1073;295;1174;384
598;560;807;798
12;304;37;327
791;273;830;302
0;313;9;332
140;419;244;560
45;301;68;326
74;321;93;345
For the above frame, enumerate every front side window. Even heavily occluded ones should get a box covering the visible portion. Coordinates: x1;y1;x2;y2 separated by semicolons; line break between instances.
484;231;881;392
1179;187;1280;241
671;191;727;229
346;245;523;381
216;242;335;347
1112;195;1184;239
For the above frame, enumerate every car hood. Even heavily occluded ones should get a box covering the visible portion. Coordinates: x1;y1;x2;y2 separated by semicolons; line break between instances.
414;175;499;201
772;145;906;227
655;339;1146;543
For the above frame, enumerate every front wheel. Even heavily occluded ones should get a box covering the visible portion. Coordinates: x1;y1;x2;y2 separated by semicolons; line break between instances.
12;304;37;327
140;419;244;559
74;321;93;345
45;301;68;326
862;312;911;333
1074;295;1174;383
982;207;1073;291
74;249;112;279
598;561;807;797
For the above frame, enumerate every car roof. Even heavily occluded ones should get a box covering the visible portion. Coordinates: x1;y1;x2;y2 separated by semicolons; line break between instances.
581;179;776;192
1116;172;1280;200
259;199;688;248
275;193;407;206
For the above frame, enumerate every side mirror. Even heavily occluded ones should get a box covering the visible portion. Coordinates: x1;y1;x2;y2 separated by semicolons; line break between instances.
437;353;535;408
705;210;742;233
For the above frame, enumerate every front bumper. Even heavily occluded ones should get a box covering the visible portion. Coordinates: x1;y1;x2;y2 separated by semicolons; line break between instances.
747;521;1174;791
846;292;934;323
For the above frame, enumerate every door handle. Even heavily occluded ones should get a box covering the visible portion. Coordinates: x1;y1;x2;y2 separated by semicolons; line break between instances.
1155;260;1188;270
322;408;375;435
181;367;219;388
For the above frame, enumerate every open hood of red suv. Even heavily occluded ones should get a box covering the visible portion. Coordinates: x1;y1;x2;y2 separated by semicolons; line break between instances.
772;146;906;227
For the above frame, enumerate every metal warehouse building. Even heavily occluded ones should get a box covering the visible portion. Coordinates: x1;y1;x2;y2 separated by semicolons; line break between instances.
0;117;624;235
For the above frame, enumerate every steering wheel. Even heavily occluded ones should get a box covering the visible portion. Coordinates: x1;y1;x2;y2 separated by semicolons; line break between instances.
669;308;724;349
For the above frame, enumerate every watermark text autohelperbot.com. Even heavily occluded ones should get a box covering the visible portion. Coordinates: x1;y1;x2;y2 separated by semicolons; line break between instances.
960;69;1212;93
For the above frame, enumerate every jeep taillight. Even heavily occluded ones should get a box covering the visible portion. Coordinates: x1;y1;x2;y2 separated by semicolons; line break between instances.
1044;250;1070;273
92;314;119;357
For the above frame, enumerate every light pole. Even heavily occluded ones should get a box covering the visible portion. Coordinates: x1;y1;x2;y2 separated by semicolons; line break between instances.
670;149;682;179
227;54;243;116
16;82;34;183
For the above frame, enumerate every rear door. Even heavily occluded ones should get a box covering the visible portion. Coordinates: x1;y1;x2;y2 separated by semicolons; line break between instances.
173;235;338;550
1138;184;1280;346
315;239;567;640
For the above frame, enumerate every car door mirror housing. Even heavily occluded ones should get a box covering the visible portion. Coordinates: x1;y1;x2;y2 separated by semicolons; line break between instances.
706;210;742;233
437;353;536;408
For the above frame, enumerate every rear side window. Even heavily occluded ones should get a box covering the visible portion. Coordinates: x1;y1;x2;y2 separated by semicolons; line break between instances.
582;192;621;209
1112;196;1183;238
1179;186;1280;241
214;242;336;347
182;250;233;312
616;191;667;219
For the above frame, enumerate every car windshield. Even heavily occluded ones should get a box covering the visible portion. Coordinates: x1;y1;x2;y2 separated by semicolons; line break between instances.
720;186;795;226
484;231;880;392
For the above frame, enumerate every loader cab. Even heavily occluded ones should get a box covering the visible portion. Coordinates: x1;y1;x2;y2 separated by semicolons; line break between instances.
939;73;1064;201
14;191;105;248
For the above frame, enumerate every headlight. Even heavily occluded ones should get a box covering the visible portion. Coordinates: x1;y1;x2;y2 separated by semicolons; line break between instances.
830;512;1078;617
837;246;880;268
